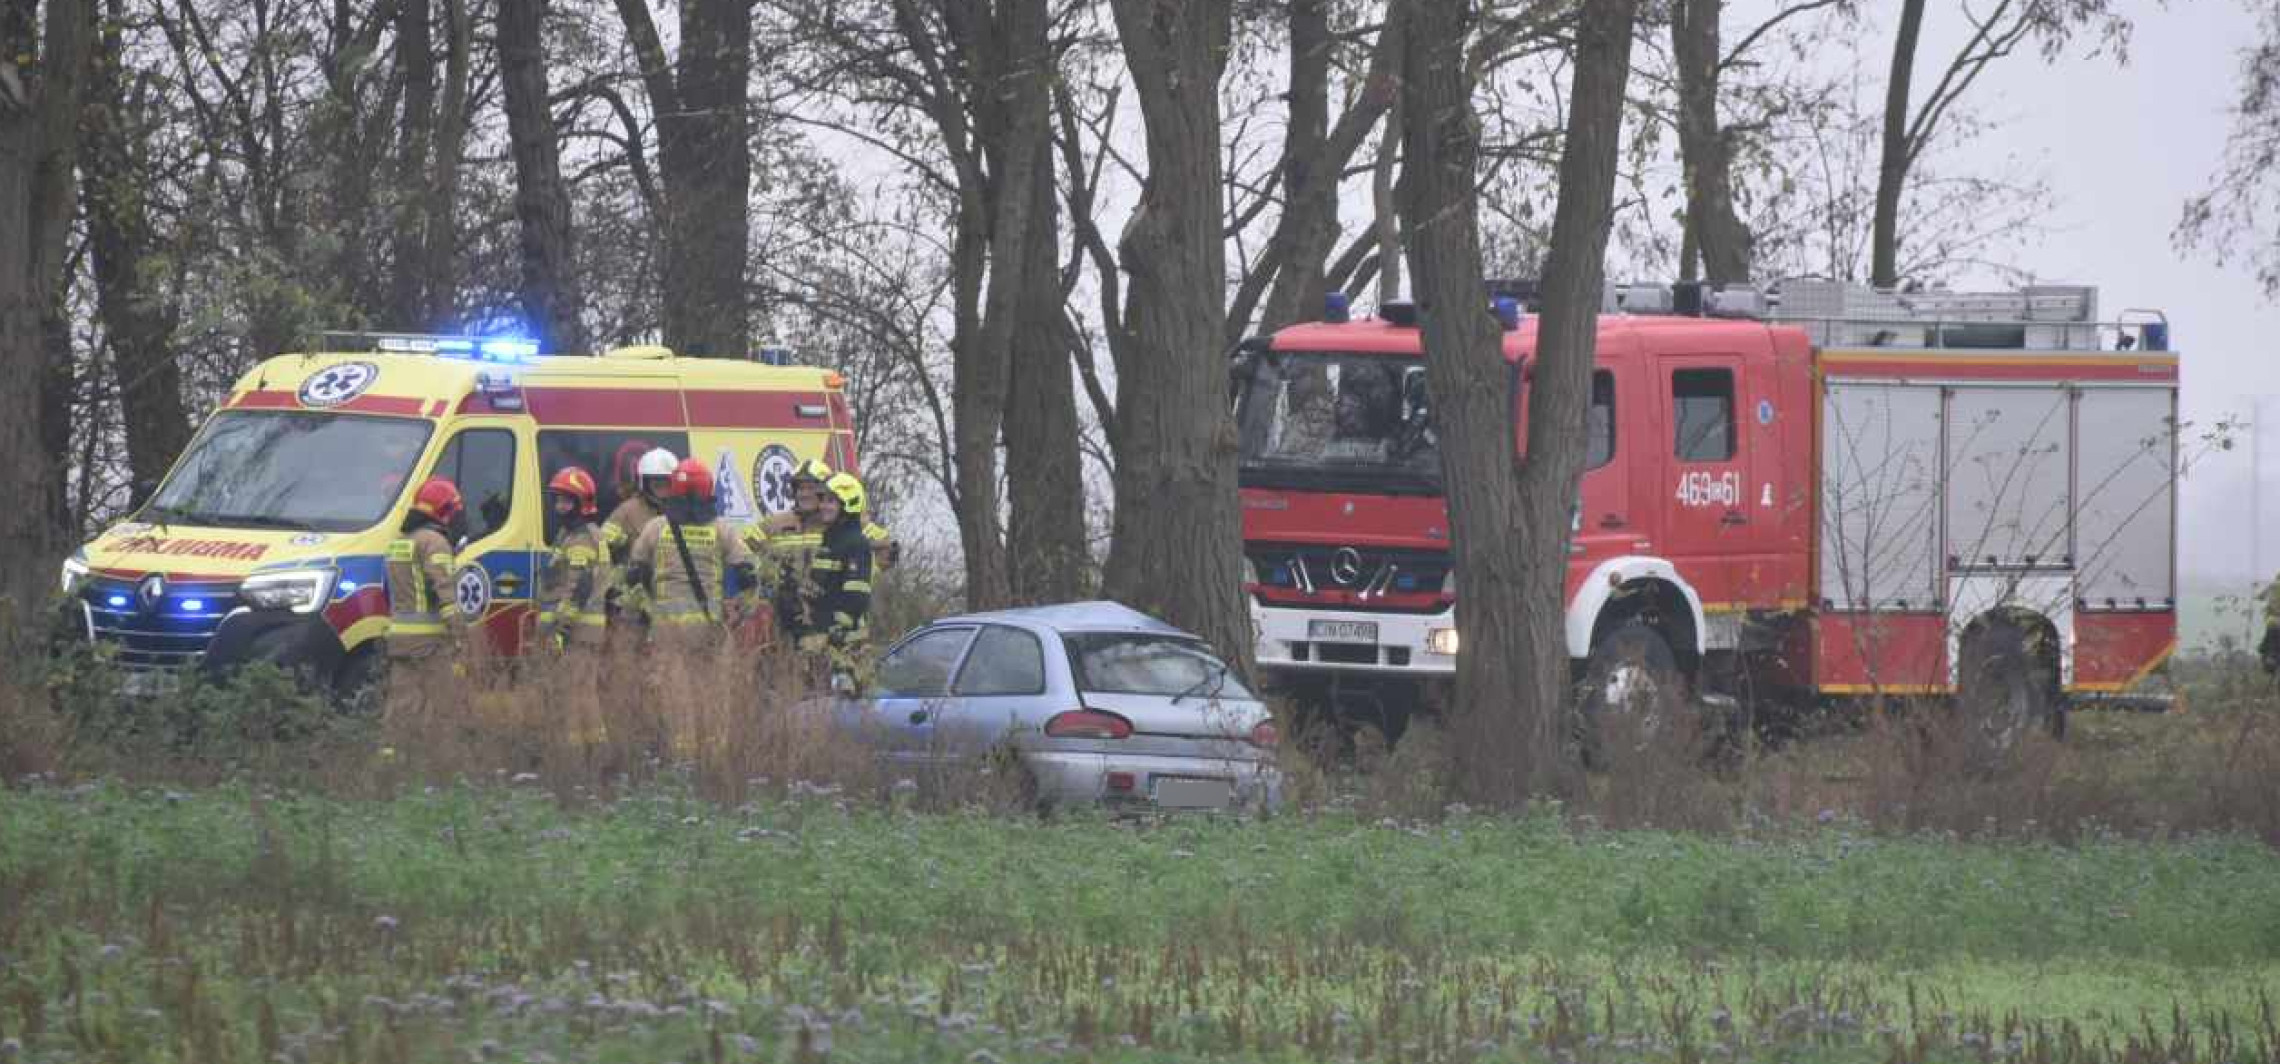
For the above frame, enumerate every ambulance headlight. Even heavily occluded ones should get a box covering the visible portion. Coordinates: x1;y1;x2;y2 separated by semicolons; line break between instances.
240;568;338;614
60;553;89;594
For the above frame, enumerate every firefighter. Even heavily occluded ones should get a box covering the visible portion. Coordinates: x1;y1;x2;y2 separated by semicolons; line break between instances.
603;447;679;631
625;457;761;646
747;458;900;583
387;478;471;685
788;471;875;689
536;466;609;652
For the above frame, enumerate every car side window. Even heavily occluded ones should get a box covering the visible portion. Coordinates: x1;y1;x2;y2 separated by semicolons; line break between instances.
1586;370;1616;469
874;626;976;698
952;625;1048;696
1672;368;1735;462
430;428;518;542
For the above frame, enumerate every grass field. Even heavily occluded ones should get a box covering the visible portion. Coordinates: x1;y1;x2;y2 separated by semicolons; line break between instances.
5;779;2279;1063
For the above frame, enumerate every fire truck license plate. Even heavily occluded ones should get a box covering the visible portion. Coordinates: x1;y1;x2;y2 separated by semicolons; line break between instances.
1309;620;1378;644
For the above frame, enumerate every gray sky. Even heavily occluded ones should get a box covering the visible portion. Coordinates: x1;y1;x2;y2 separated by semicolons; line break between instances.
1901;1;2280;584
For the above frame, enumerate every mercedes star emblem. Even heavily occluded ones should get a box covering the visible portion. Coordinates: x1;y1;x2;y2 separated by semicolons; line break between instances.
1330;547;1364;586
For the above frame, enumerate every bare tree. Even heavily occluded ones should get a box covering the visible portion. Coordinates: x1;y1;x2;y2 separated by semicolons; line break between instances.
615;0;751;356
1671;0;1755;284
1097;0;1253;666
82;0;189;504
2178;1;2280;299
500;0;587;351
0;0;90;646
1004;132;1088;603
1871;0;2124;288
1405;0;1637;803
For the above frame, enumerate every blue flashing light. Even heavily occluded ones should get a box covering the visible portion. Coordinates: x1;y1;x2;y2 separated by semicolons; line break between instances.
434;338;475;354
1492;295;1523;331
337;580;359;595
1324;291;1352;324
180;598;205;613
480;339;540;360
1268;566;1292;587
106;594;129;608
1394;574;1418;592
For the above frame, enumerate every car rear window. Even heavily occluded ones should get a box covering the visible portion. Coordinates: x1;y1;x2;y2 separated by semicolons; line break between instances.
1064;634;1255;700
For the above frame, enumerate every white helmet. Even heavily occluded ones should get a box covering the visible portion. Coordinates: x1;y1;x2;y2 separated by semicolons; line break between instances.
637;448;678;478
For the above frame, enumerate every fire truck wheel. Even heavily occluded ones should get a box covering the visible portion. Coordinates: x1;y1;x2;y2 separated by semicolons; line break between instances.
1956;617;2061;763
1575;618;1687;765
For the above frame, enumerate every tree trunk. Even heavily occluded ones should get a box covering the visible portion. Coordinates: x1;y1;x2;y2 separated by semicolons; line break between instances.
1371;116;1403;303
1402;0;1635;805
1099;0;1253;668
83;2;190;505
0;0;91;655
1004;134;1088;604
499;0;586;353
1872;0;1927;288
388;0;435;325
1671;0;1750;286
414;0;469;330
663;0;750;356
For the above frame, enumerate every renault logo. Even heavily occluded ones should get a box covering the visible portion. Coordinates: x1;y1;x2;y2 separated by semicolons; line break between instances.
1329;548;1365;586
138;574;167;613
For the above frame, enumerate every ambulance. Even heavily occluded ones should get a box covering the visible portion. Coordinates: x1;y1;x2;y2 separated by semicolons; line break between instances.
60;334;860;701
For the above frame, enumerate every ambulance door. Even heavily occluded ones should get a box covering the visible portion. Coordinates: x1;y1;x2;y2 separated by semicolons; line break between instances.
1658;355;1749;605
425;420;540;654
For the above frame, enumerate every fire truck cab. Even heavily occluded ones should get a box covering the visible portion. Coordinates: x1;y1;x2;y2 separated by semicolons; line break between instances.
1234;282;2178;735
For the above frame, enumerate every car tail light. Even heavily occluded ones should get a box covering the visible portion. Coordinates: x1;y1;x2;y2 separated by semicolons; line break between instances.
1044;709;1132;740
1247;720;1280;748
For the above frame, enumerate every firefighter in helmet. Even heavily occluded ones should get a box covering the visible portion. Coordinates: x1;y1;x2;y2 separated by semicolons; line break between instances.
536;466;609;652
625;457;760;645
788;471;875;688
603;446;679;632
387;477;471;669
746;457;899;585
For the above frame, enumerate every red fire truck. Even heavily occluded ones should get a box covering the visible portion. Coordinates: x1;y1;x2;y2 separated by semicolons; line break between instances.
1232;281;2179;738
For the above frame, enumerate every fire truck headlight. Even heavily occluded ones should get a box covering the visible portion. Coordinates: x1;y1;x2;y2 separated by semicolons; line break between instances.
1427;628;1460;656
240;568;338;614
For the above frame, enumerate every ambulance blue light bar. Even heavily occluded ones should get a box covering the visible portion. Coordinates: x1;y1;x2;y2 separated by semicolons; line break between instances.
321;331;544;363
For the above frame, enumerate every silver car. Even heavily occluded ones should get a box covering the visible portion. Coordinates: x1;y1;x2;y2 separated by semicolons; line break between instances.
831;601;1282;811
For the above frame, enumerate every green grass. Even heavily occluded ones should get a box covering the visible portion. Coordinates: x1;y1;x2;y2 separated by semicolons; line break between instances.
3;781;2277;1062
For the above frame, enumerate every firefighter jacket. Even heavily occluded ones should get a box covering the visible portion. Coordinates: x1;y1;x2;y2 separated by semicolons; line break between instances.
537;521;609;648
627;513;758;629
386;523;465;654
791;518;874;650
744;514;898;584
602;494;661;618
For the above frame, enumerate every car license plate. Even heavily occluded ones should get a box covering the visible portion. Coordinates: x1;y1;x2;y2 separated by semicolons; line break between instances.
119;670;181;698
1308;619;1378;643
1154;777;1233;810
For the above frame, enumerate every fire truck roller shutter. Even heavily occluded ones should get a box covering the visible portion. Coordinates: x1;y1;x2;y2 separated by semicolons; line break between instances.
1566;557;1708;664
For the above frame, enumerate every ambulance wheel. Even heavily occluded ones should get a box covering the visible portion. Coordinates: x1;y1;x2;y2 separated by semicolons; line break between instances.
331;649;386;717
1574;618;1685;767
1956;617;2060;766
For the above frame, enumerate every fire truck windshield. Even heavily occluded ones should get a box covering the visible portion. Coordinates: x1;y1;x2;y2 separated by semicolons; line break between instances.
1235;351;1438;493
143;411;436;533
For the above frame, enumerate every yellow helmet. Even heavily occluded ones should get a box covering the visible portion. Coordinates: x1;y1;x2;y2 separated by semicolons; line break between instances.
823;472;867;517
792;458;835;487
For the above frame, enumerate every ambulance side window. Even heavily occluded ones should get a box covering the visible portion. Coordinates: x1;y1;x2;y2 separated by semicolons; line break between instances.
431;429;517;542
1672;368;1735;462
537;430;693;540
1586;371;1616;469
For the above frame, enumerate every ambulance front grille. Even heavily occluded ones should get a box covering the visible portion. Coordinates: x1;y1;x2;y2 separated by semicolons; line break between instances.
78;577;240;673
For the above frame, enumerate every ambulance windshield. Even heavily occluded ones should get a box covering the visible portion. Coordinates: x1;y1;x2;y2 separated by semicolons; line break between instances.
1235;351;1438;493
143;411;436;533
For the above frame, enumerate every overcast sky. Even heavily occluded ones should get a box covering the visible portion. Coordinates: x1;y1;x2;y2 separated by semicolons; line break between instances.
1888;0;2280;585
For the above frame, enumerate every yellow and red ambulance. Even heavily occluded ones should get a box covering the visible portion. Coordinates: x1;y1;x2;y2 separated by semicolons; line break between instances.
60;335;859;699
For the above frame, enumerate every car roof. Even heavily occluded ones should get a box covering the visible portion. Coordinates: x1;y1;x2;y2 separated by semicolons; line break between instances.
934;600;1196;639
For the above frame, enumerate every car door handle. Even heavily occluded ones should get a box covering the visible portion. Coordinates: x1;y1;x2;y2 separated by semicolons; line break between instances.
1598;514;1626;529
1720;511;1747;526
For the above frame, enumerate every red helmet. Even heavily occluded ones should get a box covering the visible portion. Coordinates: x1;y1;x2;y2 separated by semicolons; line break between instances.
412;478;463;524
669;457;715;500
612;439;654;488
547;466;600;517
